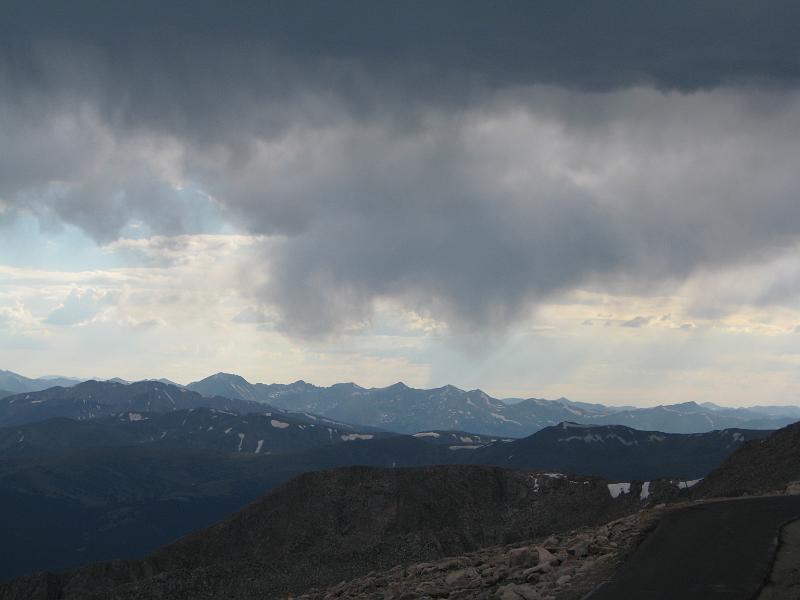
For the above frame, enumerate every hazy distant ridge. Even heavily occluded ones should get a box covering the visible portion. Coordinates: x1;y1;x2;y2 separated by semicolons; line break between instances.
186;372;799;435
1;369;797;436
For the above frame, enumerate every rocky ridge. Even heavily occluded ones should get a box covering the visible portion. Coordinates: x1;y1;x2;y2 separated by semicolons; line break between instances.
695;420;800;498
296;509;664;600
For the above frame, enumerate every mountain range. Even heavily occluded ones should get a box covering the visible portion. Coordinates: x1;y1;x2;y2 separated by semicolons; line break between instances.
0;376;779;582
187;372;798;435
0;368;796;585
0;379;372;433
0;407;393;459
4;369;797;436
0;389;765;481
4;409;797;599
0;380;269;428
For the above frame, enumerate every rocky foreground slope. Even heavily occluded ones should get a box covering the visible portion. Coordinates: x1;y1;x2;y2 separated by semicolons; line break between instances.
4;420;797;599
300;422;800;600
695;420;800;498
0;465;656;600
299;509;663;600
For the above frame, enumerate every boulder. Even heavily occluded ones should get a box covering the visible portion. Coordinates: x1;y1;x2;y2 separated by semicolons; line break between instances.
569;539;590;558
536;547;558;565
507;547;537;568
444;567;481;589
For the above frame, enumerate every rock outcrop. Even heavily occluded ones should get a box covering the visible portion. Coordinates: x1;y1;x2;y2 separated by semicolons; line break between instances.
296;509;662;600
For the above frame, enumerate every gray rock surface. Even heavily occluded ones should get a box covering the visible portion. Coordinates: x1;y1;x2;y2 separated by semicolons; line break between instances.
296;510;661;600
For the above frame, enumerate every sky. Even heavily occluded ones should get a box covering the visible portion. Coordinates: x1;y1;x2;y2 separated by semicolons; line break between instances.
2;1;800;406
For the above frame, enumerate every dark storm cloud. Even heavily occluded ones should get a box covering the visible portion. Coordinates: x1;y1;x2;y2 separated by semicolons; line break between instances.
2;1;799;149
3;1;800;335
4;0;800;93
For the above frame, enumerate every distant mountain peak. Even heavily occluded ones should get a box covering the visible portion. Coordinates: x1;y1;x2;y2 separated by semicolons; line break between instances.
331;381;362;389
0;370;83;394
208;372;251;383
700;401;724;410
668;401;701;409
433;384;464;394
288;379;317;390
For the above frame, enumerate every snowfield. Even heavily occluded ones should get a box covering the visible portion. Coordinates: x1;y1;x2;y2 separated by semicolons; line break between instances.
607;482;631;498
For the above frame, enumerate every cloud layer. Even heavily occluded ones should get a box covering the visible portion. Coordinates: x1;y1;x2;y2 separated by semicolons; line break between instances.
3;2;800;338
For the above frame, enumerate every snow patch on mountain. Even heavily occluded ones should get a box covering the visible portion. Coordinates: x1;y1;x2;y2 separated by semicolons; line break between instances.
491;412;521;425
640;481;651;500
558;433;603;443
340;433;374;441
606;434;638;446
607;482;631;498
678;479;702;489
